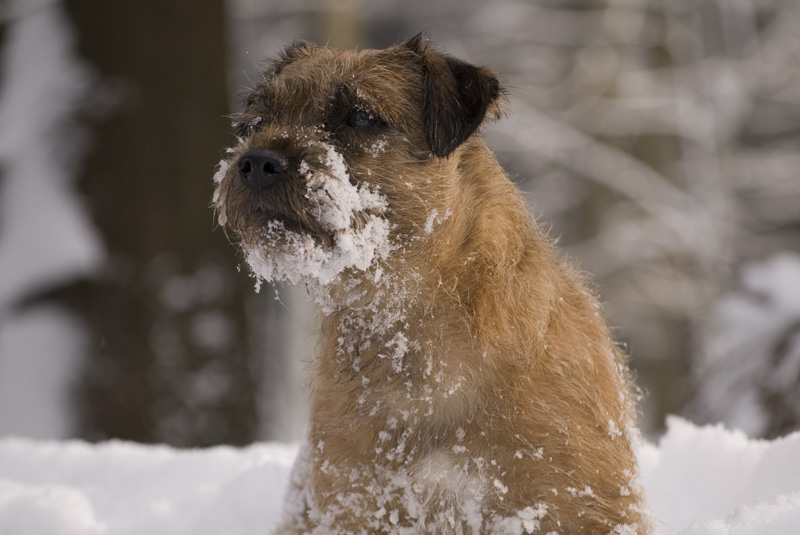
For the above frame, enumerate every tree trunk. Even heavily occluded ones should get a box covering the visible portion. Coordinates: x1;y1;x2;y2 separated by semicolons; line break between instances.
63;0;259;446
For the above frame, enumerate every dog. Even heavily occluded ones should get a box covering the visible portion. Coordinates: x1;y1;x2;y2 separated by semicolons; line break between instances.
213;34;650;535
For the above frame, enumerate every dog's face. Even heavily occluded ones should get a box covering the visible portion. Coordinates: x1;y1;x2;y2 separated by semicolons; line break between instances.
213;35;502;288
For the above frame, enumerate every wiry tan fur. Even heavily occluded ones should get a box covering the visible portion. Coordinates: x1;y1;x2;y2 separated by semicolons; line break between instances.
214;35;651;534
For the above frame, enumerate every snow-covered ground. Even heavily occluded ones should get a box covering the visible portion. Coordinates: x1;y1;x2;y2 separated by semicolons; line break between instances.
0;416;798;535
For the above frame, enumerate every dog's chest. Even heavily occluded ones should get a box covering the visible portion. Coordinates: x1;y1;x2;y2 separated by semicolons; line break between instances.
406;450;487;528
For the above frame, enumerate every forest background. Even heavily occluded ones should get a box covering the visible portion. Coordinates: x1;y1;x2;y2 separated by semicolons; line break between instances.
2;0;800;447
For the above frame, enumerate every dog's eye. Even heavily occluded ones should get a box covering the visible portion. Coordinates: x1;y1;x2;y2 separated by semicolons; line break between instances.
346;108;378;128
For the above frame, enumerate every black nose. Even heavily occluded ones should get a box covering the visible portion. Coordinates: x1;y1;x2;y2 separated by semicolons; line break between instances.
237;148;289;190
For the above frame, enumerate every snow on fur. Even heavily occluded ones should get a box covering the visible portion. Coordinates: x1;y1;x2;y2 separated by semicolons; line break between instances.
237;143;391;293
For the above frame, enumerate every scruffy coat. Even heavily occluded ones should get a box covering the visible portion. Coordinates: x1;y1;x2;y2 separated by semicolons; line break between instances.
214;34;650;535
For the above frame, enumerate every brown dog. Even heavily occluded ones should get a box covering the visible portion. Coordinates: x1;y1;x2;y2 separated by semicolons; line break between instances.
213;34;650;535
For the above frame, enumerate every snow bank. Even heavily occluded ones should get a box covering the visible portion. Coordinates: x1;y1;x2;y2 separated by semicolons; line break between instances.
0;439;296;535
0;417;798;534
640;417;800;534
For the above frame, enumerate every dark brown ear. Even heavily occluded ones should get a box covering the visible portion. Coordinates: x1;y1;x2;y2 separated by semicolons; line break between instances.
403;34;502;158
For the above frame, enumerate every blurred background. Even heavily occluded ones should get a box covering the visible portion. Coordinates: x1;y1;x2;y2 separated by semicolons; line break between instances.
1;0;799;447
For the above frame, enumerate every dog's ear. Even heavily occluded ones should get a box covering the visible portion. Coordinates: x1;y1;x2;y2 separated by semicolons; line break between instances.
402;34;504;158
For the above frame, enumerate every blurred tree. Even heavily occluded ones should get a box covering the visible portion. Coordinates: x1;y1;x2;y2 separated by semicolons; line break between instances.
322;0;363;49
59;0;260;446
689;253;800;439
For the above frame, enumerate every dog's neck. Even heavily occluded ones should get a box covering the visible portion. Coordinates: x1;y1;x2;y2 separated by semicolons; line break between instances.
312;140;546;409
318;263;427;367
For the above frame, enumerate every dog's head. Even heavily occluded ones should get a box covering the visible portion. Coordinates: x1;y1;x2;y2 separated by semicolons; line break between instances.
213;34;504;288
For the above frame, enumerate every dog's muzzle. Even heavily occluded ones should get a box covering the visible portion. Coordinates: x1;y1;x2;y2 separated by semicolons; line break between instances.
237;148;289;190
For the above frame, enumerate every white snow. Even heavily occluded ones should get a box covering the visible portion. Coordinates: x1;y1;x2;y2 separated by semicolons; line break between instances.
239;143;391;293
303;146;386;234
639;417;800;534
0;438;297;535
0;417;797;534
